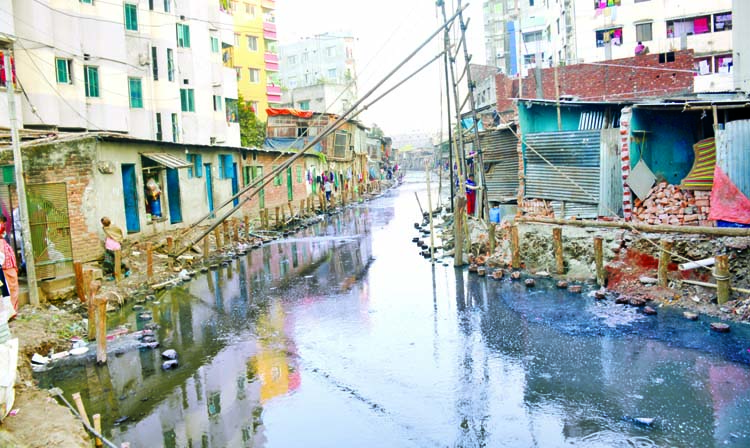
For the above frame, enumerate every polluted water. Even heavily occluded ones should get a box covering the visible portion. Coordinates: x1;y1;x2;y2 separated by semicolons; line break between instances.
37;172;750;447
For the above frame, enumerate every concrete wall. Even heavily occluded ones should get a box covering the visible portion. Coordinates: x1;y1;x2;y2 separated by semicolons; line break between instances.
734;0;750;92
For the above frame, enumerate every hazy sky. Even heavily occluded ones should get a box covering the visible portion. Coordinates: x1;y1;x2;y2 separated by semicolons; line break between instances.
275;0;484;136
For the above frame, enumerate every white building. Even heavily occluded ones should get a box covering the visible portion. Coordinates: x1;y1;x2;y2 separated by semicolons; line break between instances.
277;32;357;113
0;0;240;146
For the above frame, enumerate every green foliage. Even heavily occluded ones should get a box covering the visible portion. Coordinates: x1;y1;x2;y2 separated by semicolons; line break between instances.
369;123;384;138
238;94;266;148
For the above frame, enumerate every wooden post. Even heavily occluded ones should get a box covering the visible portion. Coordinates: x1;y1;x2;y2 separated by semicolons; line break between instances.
454;195;466;266
214;227;222;249
74;261;86;303
166;236;174;270
510;224;521;269
715;254;730;305
594;236;605;286
222;221;229;244
233;221;239;245
658;239;672;287
281;205;286;224
95;295;107;364
85;270;95;340
203;237;210;262
244;215;249;240
93;414;103;448
275;206;280;227
553;227;564;274
146;242;153;280
114;250;121;283
426;165;435;263
488;223;496;255
299;199;305;217
287;202;294;219
71;392;91;426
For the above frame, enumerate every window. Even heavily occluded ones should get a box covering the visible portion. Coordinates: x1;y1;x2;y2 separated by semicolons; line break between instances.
164;0;170;12
328;68;336;79
326;46;335;57
225;98;238;122
234;33;240;47
167;48;174;81
180;88;195;112
249;68;260;83
155;113;163;141
523;54;537;65
273;165;282;186
245;3;255;16
333;131;348;158
211;95;221;111
596;27;623;47
296;166;302;183
124;3;138;31
176;23;191;48
128;77;143;108
235;67;241;80
55;58;72;84
593;0;620;7
84;66;99;97
80;0;93;3
299;100;310;110
666;16;710;38
523;31;543;43
218;155;233;179
529;0;534;5
187;154;202;178
301;52;308;63
151;46;158;80
288;55;296;65
658;51;675;63
247;35;258;51
210;37;219;53
715;54;733;73
288;76;297;88
171;113;178;142
148;0;154;10
635;22;652;42
714;12;732;32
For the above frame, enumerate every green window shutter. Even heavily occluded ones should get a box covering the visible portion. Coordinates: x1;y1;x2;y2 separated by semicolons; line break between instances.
188;90;194;112
167;48;174;81
184;25;191;47
125;4;138;31
84;66;99;97
211;37;219;53
273;165;281;186
1;166;15;184
128;77;143;108
296;166;302;183
55;59;68;83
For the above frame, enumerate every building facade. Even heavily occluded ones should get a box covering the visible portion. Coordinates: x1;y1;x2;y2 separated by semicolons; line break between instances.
277;33;357;113
225;0;279;121
1;0;240;146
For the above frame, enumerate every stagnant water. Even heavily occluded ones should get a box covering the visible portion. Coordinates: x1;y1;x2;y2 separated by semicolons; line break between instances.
38;173;750;447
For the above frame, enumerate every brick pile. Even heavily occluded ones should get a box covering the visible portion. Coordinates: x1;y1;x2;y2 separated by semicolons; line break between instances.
520;198;555;218
632;182;713;226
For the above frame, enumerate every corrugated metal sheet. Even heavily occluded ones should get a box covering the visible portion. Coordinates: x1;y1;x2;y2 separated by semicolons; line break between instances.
141;153;192;169
579;110;621;130
524;130;601;208
27;183;73;280
718;119;750;198
598;128;623;217
467;129;519;202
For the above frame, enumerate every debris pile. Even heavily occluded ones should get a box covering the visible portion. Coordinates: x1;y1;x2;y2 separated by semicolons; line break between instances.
632;182;713;227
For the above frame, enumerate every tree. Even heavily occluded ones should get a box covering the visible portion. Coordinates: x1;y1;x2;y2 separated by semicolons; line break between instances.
369;123;384;138
238;94;266;148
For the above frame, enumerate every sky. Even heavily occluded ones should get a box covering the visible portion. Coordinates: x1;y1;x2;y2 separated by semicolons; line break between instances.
275;0;485;137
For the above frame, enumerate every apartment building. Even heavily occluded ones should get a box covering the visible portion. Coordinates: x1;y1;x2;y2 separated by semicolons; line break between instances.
1;0;240;146
278;33;357;114
225;0;279;121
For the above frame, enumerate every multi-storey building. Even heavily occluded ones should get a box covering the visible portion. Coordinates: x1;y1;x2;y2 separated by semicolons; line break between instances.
484;0;733;90
1;0;240;146
226;0;279;121
278;33;357;113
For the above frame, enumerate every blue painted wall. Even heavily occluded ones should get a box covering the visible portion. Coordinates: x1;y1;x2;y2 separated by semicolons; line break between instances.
630;109;712;185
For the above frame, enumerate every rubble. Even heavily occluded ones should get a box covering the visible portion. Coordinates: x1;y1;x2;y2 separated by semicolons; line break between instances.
632;182;713;227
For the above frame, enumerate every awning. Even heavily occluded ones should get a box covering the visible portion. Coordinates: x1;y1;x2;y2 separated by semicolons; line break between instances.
141;153;191;169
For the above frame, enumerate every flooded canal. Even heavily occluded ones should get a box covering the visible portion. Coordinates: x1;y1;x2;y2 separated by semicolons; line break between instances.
38;173;750;447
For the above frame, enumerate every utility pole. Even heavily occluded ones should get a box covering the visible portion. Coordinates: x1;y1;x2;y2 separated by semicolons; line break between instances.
2;37;39;305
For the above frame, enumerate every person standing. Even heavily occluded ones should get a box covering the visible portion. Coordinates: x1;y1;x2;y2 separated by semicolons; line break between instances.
0;238;18;317
100;217;129;278
466;174;479;216
324;178;333;204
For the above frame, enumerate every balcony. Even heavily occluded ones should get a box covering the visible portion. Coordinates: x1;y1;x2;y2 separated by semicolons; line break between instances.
264;52;279;71
266;84;281;96
263;22;277;40
261;0;275;9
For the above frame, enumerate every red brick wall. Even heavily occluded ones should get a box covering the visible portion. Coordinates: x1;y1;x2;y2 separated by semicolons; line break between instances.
496;50;695;115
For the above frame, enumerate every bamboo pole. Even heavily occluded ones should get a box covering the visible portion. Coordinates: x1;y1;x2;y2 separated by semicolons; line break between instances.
454;195;466;266
426;164;435;263
203;237;210;262
715;254;730;305
222;221;229;244
71;392;91;426
96;296;107;364
114;250;121;283
414;192;424;216
93;414;103;448
488;223;496;255
85;270;95;340
233;221;239;244
552;227;564;274
658;239;672;287
594;236;605;286
244;215;249;239
166;236;174;270
680;279;750;294
146;242;153;280
275;207;280;227
213;227;221;250
517;216;750;237
510;224;521;269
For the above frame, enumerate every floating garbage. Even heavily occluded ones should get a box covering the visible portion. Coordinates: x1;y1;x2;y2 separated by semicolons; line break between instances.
643;306;657;315
684;312;699;321
710;322;730;333
161;349;178;360
162;360;179;370
556;281;569;289
510;271;522;280
138;313;152;321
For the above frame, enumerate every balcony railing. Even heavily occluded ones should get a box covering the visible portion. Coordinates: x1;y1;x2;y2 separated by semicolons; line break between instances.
263;22;277;40
264;52;279;71
261;0;275;9
266;85;281;95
